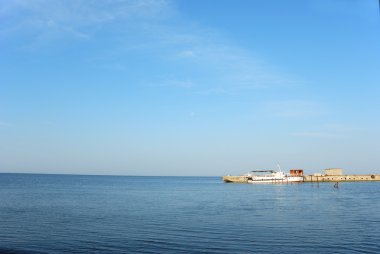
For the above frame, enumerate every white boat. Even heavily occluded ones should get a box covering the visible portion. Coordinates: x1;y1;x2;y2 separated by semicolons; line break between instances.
245;166;304;183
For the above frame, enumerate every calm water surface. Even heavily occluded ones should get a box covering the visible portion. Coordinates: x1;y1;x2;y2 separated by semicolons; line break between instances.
0;174;379;253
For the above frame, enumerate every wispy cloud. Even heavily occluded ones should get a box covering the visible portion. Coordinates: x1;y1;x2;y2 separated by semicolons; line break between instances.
321;123;366;132
291;131;339;138
291;123;364;139
1;0;302;94
170;44;301;93
147;79;194;89
0;0;172;42
195;87;227;95
264;100;325;118
1;0;171;24
177;50;196;58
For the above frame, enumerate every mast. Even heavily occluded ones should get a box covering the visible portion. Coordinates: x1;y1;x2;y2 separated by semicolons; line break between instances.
277;163;283;173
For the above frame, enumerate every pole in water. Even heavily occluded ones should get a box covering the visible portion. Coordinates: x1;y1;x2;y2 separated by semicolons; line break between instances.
334;182;339;188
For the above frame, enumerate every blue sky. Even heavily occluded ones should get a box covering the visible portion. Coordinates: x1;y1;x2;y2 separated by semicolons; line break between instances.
1;0;379;176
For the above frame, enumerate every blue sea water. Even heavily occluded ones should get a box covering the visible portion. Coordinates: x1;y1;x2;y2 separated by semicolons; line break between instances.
0;174;379;253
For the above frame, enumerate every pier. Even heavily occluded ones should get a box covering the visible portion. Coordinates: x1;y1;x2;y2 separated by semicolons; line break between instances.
304;174;380;182
223;168;380;183
223;174;380;183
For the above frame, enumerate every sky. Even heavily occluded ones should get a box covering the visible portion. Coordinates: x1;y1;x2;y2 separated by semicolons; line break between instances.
1;0;379;176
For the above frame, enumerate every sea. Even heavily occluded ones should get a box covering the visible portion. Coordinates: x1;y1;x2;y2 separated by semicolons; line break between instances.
0;174;379;254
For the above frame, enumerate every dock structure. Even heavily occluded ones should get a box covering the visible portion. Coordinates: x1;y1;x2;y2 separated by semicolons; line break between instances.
223;168;380;183
304;168;380;182
303;174;380;182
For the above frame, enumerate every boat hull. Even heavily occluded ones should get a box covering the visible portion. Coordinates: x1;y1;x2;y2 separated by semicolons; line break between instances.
247;176;304;184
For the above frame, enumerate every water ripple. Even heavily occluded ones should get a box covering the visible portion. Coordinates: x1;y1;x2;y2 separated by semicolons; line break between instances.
0;174;379;253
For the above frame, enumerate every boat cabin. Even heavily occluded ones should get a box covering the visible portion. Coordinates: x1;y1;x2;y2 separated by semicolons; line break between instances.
290;169;304;176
